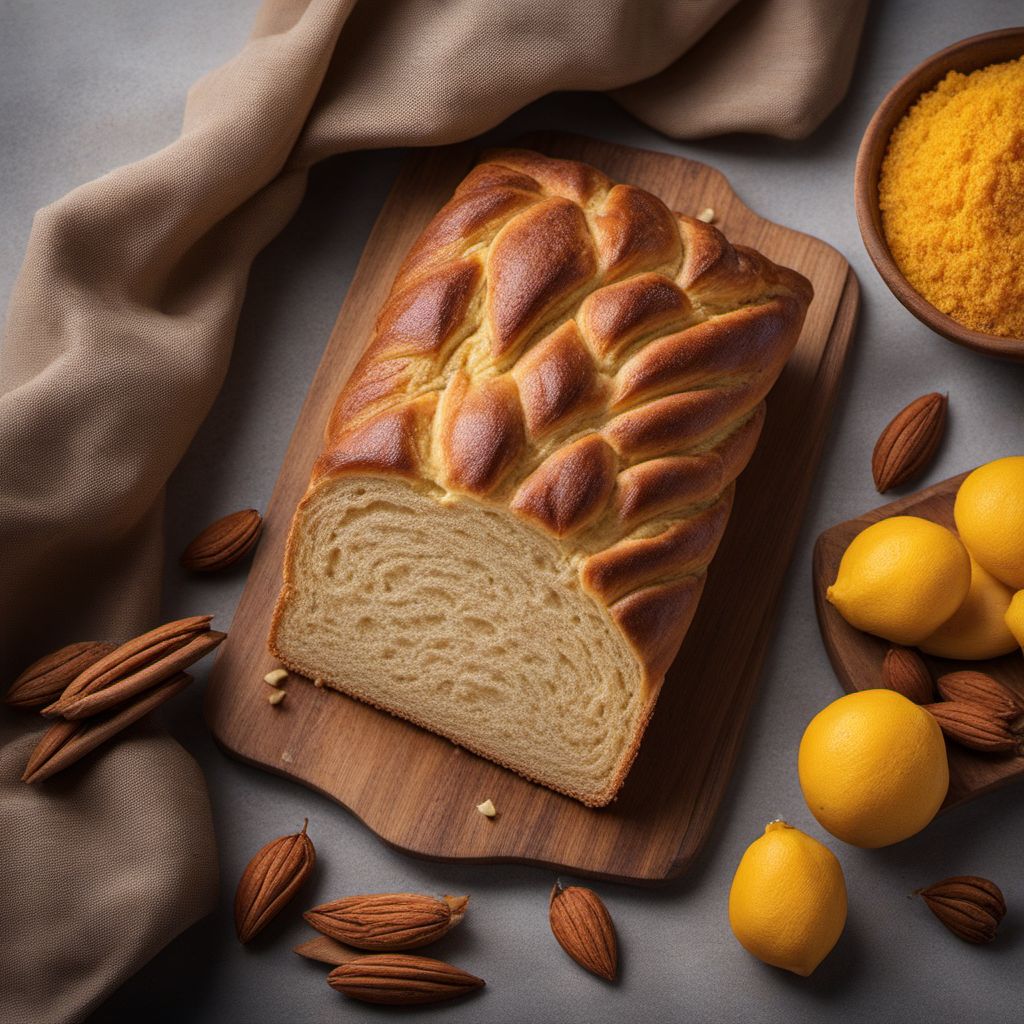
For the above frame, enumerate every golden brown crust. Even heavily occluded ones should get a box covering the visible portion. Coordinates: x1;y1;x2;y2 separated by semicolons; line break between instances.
611;406;763;530
301;147;811;699
609;575;708;686
512;321;606;437
581;489;734;605
510;434;619;537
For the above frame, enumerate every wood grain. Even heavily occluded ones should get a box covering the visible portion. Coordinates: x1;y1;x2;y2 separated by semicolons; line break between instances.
813;473;1024;808
854;27;1024;360
205;133;859;883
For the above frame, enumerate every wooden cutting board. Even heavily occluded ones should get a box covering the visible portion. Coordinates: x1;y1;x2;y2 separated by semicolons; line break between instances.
205;133;859;883
813;473;1024;808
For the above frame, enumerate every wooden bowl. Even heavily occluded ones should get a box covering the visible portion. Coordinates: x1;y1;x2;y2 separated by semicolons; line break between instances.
855;27;1024;361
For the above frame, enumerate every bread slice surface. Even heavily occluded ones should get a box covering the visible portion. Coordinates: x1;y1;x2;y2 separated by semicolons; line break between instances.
272;476;645;804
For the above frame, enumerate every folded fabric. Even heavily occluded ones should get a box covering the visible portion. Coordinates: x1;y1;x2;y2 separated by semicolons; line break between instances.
0;720;218;1024
0;1;868;1020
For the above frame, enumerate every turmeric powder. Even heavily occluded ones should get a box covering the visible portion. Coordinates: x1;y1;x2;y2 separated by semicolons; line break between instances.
879;56;1024;339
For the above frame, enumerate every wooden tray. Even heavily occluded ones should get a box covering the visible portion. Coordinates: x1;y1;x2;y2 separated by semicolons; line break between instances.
812;473;1024;808
206;133;859;883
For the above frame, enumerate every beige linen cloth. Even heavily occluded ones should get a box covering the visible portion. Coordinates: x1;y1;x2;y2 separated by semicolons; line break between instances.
0;1;867;1020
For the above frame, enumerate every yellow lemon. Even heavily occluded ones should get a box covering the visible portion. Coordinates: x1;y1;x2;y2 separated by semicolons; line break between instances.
728;820;846;977
919;556;1018;660
954;456;1024;589
1005;590;1024;649
798;689;948;848
826;516;970;644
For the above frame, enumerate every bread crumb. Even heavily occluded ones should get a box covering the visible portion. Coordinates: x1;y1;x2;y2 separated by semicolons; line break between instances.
696;208;715;223
476;799;497;818
313;677;326;688
264;668;289;686
267;689;286;706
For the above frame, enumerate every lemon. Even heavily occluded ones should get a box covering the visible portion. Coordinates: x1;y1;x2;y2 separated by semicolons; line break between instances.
954;456;1024;589
798;689;948;848
826;516;971;644
919;556;1018;660
728;820;846;977
1005;590;1024;649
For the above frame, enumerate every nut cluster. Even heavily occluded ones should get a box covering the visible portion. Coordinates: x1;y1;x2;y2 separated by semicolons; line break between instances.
7;616;225;783
881;649;1023;755
234;821;621;1005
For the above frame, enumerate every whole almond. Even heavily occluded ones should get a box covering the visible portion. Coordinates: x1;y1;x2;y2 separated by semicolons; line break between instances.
6;641;116;711
548;882;618;981
46;615;210;709
918;875;1006;943
235;821;316;943
923;701;1020;753
22;672;192;783
882;647;934;704
305;893;468;951
44;616;219;719
936;671;1021;719
327;954;484;1005
872;392;947;492
55;630;225;720
181;509;263;572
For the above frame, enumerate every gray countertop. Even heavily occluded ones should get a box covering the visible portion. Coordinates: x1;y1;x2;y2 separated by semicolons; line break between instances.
4;2;1024;1022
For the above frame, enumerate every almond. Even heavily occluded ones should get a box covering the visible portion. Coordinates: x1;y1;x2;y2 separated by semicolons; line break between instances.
22;672;192;783
46;615;209;708
294;935;361;966
871;392;947;492
181;509;263;572
327;954;484;1005
6;641;116;711
57;630;224;719
936;671;1021;719
234;820;316;943
43;616;221;719
923;701;1021;753
882;647;934;704
918;875;1005;943
305;893;468;951
548;882;618;981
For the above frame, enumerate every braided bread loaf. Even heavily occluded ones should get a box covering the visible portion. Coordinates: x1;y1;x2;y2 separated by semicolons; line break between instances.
269;149;812;806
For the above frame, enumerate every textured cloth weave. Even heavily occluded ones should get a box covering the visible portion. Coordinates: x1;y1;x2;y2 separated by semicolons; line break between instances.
0;721;218;1024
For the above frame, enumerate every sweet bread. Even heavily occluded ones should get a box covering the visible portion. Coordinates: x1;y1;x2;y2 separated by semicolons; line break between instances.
269;149;812;805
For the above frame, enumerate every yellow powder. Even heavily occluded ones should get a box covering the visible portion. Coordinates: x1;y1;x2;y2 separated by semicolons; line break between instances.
879;56;1024;339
